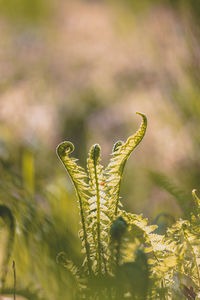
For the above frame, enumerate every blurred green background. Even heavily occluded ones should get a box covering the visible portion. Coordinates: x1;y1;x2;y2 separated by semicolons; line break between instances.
0;0;200;298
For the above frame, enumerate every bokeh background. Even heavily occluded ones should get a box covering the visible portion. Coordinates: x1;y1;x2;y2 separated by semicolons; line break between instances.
0;0;200;298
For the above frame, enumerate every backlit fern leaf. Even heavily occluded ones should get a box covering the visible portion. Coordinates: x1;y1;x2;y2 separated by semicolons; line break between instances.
120;211;179;298
105;113;147;218
56;141;92;275
165;219;200;297
121;211;160;257
161;191;200;298
87;144;110;275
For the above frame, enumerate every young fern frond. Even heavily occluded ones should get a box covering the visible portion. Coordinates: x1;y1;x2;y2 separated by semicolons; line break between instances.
56;141;92;275
87;144;102;274
105;112;147;217
87;144;110;275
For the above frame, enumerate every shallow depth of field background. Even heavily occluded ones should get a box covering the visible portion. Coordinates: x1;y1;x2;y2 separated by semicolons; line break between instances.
0;0;200;299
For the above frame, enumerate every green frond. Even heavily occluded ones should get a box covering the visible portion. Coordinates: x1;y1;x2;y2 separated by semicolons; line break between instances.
165;217;200;293
56;141;92;275
149;170;190;215
105;112;147;217
122;211;159;249
87;144;110;275
120;210;173;287
56;142;89;199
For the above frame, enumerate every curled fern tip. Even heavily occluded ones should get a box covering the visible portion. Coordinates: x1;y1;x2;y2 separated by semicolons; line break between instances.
113;141;123;152
56;141;75;158
90;144;101;164
136;112;147;124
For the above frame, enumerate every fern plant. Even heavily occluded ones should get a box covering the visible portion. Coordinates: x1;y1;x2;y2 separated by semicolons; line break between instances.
57;112;200;300
56;112;160;299
2;112;200;299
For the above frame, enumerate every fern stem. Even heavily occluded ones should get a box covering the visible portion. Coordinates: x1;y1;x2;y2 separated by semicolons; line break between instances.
77;191;92;276
114;183;122;217
93;151;102;275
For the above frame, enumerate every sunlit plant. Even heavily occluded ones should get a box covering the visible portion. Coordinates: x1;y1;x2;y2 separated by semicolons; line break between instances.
1;112;200;299
57;112;200;300
57;113;154;299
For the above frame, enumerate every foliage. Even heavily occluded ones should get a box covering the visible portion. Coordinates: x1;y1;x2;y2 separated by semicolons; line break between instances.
56;113;200;299
2;113;200;299
0;141;80;299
